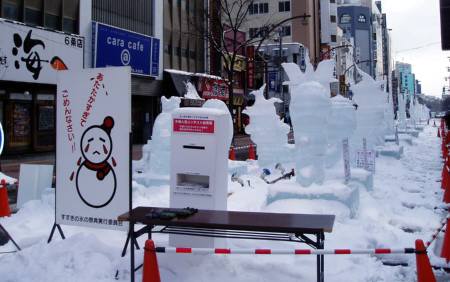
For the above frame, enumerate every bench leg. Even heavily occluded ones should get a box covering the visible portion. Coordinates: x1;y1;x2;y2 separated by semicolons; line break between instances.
317;233;325;282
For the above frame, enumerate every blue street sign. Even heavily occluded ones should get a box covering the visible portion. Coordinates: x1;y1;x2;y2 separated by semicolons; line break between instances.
92;22;160;77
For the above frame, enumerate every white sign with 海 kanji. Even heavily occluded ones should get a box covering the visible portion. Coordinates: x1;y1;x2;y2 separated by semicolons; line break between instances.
56;67;131;230
0;19;84;84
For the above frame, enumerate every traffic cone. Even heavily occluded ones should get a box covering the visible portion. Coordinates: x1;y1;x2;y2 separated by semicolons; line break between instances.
415;239;436;282
440;217;450;263
248;143;256;160
229;147;236;160
0;179;11;217
142;240;161;282
444;184;450;203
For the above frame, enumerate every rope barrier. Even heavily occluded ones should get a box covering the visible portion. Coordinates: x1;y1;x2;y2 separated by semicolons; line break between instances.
425;215;449;249
152;246;419;255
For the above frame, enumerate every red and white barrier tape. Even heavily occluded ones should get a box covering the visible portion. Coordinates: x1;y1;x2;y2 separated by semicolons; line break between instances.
152;246;417;255
426;215;449;248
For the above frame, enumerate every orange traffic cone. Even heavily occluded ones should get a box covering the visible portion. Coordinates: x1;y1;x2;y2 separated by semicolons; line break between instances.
248;143;256;160
415;239;436;282
229;147;236;160
440;218;450;263
142;240;161;282
444;185;450;203
0;179;11;217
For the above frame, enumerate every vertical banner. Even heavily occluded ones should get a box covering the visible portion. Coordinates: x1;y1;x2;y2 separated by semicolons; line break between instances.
56;67;131;230
342;138;351;183
151;38;160;77
246;45;255;89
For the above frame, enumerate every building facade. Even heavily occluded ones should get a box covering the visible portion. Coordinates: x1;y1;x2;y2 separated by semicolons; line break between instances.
319;0;338;59
395;62;415;100
0;0;82;154
228;0;320;64
0;0;167;155
337;5;374;78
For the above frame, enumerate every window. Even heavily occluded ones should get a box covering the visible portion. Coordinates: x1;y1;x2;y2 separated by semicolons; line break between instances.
63;0;78;33
340;14;351;24
259;3;268;14
2;0;20;21
330;0;336;3
282;25;291;36
249;3;258;15
44;0;61;30
279;1;290;12
25;8;41;25
330;15;336;23
331;35;337;42
249;28;259;38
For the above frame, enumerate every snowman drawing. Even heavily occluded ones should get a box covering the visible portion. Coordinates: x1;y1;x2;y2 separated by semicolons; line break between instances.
72;116;117;208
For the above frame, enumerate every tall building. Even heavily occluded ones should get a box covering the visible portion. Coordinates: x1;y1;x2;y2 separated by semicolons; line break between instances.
440;0;450;50
395;62;415;100
163;0;205;73
371;1;384;79
337;4;374;77
227;0;321;64
319;0;338;58
376;0;392;92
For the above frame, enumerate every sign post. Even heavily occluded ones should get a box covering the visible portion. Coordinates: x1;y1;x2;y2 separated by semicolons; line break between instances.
49;66;131;243
342;138;351;183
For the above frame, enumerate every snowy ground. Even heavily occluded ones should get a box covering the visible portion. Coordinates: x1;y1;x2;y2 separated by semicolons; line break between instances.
0;123;449;281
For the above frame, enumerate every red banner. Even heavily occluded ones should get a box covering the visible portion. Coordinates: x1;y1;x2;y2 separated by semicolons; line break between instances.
247;46;255;89
173;119;215;134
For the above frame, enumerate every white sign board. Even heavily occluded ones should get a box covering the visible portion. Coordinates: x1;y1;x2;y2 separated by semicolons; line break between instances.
0;19;84;84
56;67;131;230
16;164;53;209
356;150;376;173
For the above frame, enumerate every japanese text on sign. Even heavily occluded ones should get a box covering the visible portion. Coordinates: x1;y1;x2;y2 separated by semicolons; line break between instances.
173;119;215;134
62;89;76;153
80;73;107;127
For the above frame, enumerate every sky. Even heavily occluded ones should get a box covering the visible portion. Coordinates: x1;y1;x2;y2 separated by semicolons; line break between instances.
381;0;450;97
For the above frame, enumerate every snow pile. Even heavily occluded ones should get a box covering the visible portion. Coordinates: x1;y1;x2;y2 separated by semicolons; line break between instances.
243;84;291;166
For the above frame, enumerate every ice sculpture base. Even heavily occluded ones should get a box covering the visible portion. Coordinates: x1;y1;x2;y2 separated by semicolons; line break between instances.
376;144;404;159
267;180;359;218
398;133;413;145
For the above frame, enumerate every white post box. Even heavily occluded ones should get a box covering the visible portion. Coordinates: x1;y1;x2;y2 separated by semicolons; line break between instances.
169;107;230;247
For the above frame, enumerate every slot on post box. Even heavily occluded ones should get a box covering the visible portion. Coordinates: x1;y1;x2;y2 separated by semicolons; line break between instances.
176;173;210;194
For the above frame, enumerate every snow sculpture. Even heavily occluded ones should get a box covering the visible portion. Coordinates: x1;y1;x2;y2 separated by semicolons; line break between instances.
282;54;332;186
203;99;233;148
350;69;386;156
326;95;356;168
185;82;202;100
383;92;396;136
243;84;290;166
148;96;181;175
397;92;407;131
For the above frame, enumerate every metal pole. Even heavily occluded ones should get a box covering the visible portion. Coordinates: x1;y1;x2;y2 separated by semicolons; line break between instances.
279;28;284;117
